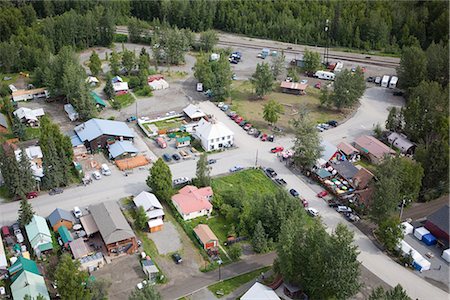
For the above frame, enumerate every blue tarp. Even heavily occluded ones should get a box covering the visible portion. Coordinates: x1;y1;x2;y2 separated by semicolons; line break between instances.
422;233;437;246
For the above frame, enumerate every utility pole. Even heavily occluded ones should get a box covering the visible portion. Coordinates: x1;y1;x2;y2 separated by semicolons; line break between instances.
255;149;258;168
324;19;329;66
399;198;406;220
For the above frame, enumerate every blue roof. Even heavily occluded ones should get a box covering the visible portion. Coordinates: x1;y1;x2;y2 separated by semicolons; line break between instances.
74;119;134;142
108;141;138;159
48;208;75;227
70;134;83;147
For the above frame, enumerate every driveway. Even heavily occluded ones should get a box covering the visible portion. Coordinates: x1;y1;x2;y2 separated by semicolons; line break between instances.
150;221;181;255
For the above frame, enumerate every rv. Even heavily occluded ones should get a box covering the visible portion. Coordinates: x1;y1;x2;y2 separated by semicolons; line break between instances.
314;71;335;81
381;75;390;88
333;61;344;73
389;76;398;89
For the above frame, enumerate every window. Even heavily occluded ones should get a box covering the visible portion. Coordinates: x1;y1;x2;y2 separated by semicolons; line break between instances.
210;145;214;150
222;137;225;140
210;139;214;143
216;138;219;142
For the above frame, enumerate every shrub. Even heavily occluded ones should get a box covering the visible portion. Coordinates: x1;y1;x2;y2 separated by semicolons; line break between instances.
135;85;153;97
228;244;242;261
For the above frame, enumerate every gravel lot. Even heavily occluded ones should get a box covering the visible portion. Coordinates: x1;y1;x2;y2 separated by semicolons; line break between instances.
149;221;182;255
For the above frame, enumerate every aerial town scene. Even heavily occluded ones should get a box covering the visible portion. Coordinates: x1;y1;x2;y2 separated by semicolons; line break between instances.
0;1;448;300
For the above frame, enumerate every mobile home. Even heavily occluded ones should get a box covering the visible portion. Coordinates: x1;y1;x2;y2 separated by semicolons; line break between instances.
314;70;335;81
381;75;390;88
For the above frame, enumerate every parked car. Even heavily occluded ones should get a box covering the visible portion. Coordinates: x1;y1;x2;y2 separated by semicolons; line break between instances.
316;125;324;132
345;213;360;222
393;90;404;96
367;76;375;82
227;111;237;118
101;164;111;176
275;178;287;186
230;59;238;64
253;130;261;138
179;150;191;160
14;229;24;243
301;198;309;208
328;199;341;208
314;82;321;89
92;171;102;180
248;128;256;135
234;117;243;124
271;146;284;153
374;76;381;84
173;177;190;186
49;188;63;195
207;159;217;164
300;79;308;84
126;116;137;122
196;82;203;92
172;253;183;264
307;207;319;217
221;104;229;111
217;102;225;108
268;135;275;142
289;189;299;197
239;120;247;127
264;167;277;178
230;114;240;120
162;153;172;162
317;191;328;198
1;226;11;237
73;206;83;218
336;206;352;213
229;165;244;173
14;191;39;201
243;123;252;131
260;134;268;141
327;120;338;127
172;153;181;161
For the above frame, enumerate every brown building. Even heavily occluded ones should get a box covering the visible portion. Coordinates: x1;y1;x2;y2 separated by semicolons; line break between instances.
353;135;395;164
89;201;137;255
280;81;308;95
47;208;75;232
193;224;219;250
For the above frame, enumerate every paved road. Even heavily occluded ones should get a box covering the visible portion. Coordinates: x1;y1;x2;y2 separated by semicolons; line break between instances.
1;87;447;299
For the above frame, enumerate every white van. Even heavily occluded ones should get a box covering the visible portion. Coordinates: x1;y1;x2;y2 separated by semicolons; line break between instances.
389;76;398;89
101;164;111;176
381;75;390;88
314;70;335;81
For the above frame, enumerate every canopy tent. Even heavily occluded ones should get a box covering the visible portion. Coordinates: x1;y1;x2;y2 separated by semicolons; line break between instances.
401;222;414;236
441;249;450;263
422;233;437;246
413;258;431;272
414;227;430;241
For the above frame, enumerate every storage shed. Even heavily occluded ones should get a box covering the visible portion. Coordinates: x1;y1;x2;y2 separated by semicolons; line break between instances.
193;224;218;250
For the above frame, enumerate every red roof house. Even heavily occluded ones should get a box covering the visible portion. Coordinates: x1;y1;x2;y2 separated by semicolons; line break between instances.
171;185;213;221
425;205;449;246
147;74;164;83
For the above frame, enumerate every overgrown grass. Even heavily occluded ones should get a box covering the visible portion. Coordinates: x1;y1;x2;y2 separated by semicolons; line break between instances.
0;73;20;85
24;127;40;140
211;169;280;198
111;93;135;109
207;266;271;298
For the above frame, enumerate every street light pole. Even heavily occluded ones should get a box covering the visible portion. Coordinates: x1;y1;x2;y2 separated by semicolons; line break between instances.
324;19;329;66
218;259;222;281
399;198;406;220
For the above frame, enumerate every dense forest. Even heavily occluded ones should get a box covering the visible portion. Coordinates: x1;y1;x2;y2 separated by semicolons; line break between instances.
21;0;449;53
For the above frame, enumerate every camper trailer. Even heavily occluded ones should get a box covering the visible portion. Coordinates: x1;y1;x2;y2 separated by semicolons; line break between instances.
314;71;335;81
381;75;390;88
389;76;398;89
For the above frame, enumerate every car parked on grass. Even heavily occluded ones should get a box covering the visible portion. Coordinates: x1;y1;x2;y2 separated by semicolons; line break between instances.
172;253;183;264
172;153;181;161
327;120;338;127
217;102;224;108
264;167;277;178
275;178;287;186
49;188;63;196
239;120;247;127
227;111;237;118
317;191;328;198
243;123;252;131
234;117;243;124
307;207;319;217
163;153;172;162
316;125;324;132
253;130;261;138
271;146;284;153
289;189;299;197
173;177;190;186
229;165;244;173
248;128;256;135
314;82;321;89
221;104;229;111
73;206;83;218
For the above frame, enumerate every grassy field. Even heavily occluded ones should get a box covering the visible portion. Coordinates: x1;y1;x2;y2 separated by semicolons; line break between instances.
207;266;271;298
228;80;347;133
186;215;231;245
111;93;135;109
211;168;281;198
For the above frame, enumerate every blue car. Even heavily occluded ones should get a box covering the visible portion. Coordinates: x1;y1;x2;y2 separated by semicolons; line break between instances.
229;165;244;173
162;154;172;162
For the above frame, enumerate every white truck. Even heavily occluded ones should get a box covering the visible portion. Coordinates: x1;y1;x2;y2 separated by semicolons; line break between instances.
333;61;344;73
381;75;390;88
314;70;335;81
389;76;398;89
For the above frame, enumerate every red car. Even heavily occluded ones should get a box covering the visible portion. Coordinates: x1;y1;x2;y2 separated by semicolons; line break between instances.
317;191;328;198
243;123;252;131
14;191;38;201
260;133;268;141
231;114;240;120
271;146;284;153
234;117;243;124
301;198;309;208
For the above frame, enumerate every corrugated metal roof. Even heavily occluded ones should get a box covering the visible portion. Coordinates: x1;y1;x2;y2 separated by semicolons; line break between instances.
48;208;75;227
0;113;8;128
57;225;73;244
133;191;163;211
74;119;134;142
11;271;50;300
90;92;106;107
108;141;138;159
25;215;52;249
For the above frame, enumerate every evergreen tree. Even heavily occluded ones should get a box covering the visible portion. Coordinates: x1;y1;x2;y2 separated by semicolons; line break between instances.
263;99;284;125
109;50;121;75
302;49;322;73
195;153;211;187
331;68;366;109
122;49;136;75
18;198;34;227
12;115;26;140
252;220;268;253
199;30;218;52
397;46;427;91
291;112;323;170
250;63;273;99
138;48;150;71
146;158;173;203
228;244;242;260
55;254;92;300
104;73;115;100
18;147;36;195
134;206;148;231
385;107;403;132
88;51;102;76
270;50;286;79
369;284;411;300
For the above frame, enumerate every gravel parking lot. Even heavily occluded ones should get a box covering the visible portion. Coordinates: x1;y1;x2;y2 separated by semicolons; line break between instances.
150;221;182;255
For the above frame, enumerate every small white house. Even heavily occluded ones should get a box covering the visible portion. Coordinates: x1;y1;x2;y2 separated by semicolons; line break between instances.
13;107;45;126
86;76;100;86
113;82;129;94
148;79;169;90
194;118;234;151
64;104;79;121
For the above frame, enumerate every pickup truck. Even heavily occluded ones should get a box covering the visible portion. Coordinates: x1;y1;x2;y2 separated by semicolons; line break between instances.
179;150;191;160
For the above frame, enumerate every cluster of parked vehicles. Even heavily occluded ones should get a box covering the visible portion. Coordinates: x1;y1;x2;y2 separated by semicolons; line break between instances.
229;51;242;64
162;147;200;163
316;120;338;132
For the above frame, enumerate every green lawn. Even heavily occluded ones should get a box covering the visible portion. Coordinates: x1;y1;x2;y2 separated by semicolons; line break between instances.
228;80;347;133
208;266;271;298
185;215;230;245
111;93;135;109
24;127;40;140
211;169;280;198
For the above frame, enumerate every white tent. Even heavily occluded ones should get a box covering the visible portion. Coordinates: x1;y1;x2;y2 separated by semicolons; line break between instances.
148;79;169;90
414;227;430;241
241;282;280;300
401;222;414;236
397;240;412;256
414;257;431;272
442;249;450;263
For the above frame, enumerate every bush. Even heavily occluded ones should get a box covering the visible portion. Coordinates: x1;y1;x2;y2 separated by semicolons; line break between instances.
113;34;128;43
128;76;140;89
228;244;242;261
135;85;153;97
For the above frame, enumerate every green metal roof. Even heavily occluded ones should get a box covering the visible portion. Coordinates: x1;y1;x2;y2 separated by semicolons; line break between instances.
25;215;52;249
58;225;73;244
90;92;107;107
176;136;191;143
38;242;54;252
8;256;40;281
11;271;50;300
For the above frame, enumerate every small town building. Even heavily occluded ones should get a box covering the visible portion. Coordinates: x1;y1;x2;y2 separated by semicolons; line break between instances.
11;88;49;102
133;191;165;233
280;81;308;95
176;136;191;148
13;107;45;127
353;135;395;164
108;140;139;160
64;104;79;121
69;238;92;259
183;104;206;122
193;224;219;250
329;161;359;181
337;141;360;161
425;204;449;246
0;114;9;134
194;118;234;151
90;92;107;109
79;252;105;271
89;201;138;255
8;256;40;281
241;282;280;300
171;185;213;221
148;76;169;90
25;215;53;257
73;118;134;151
79;214;99;236
387;132;415;154
57;225;73;247
142;258;159;282
47;208;75;232
14;145;44;179
316;140;338;167
86;76;99;86
11;270;50;300
113;82;129;95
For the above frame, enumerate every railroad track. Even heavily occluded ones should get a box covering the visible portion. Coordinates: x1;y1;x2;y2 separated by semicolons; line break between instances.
115;27;399;68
